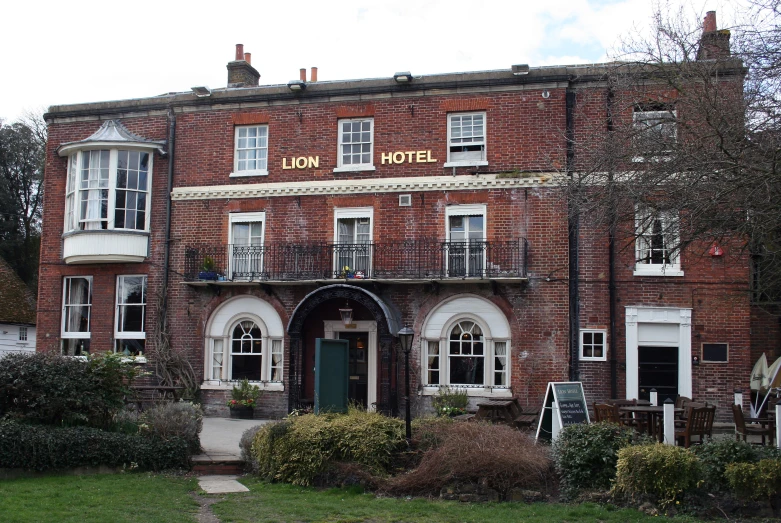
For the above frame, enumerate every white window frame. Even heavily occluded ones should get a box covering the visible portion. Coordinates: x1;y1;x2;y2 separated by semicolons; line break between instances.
445;204;487;277
580;329;607;361
207;315;284;385
19;326;27;341
445;112;488;168
63;149;153;233
231;125;269;177
61;276;93;356
423;314;510;392
114;275;147;359
634;206;683;277
334;207;373;277
632;109;677;162
334;118;375;173
228;212;266;280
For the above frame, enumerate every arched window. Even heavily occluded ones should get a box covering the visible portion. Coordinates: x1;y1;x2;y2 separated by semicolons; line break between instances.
422;295;511;391
448;321;484;385
204;295;284;387
231;320;263;380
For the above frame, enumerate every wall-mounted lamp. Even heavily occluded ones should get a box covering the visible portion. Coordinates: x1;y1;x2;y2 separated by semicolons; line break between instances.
339;301;354;327
394;71;413;83
511;64;530;75
191;86;212;97
287;79;307;91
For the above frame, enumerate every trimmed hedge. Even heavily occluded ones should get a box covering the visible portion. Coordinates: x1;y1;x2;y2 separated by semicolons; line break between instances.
0;352;141;429
0;421;190;472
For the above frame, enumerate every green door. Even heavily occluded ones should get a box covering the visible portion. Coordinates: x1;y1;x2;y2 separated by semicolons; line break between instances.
314;338;349;414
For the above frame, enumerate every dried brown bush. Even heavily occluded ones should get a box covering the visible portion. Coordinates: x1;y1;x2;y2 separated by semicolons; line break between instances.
384;421;553;496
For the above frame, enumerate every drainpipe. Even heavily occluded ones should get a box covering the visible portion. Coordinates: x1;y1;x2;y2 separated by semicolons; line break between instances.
162;109;176;310
606;87;618;399
566;87;579;382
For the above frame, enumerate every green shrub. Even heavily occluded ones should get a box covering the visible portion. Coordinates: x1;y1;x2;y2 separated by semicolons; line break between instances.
0;351;141;428
239;424;264;473
431;386;468;417
140;401;203;453
552;421;646;499
691;439;766;491
614;444;701;505
0;421;189;472
725;459;781;501
250;409;405;486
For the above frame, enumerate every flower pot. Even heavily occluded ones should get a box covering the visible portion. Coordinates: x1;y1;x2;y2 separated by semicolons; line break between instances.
229;406;254;419
199;271;219;281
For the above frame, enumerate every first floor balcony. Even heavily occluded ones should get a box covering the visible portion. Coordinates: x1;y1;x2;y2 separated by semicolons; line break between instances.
183;239;527;285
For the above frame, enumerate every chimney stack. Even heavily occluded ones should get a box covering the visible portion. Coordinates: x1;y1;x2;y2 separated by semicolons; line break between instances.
311;67;318;82
300;68;307;82
697;11;731;60
227;44;260;88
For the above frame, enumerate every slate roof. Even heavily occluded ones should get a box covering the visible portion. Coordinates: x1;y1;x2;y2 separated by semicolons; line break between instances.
56;119;167;156
0;256;36;325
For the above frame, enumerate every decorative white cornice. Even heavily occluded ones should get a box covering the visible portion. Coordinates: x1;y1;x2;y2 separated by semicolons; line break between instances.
171;173;564;201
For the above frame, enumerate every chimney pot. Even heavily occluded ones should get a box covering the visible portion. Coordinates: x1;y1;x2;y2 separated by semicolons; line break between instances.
300;68;307;82
235;44;244;61
311;67;318;82
703;11;717;33
244;52;251;65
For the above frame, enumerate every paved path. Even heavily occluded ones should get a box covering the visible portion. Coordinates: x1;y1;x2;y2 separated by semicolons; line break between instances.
198;417;272;460
196;417;272;494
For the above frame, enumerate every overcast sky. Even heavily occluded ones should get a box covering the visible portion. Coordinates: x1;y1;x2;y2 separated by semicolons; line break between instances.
1;0;747;123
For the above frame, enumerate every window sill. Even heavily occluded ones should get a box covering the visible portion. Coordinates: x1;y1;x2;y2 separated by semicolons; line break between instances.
230;169;268;178
633;266;684;277
333;165;376;174
580;356;608;362
443;161;488;168
420;386;512;397
201;381;285;392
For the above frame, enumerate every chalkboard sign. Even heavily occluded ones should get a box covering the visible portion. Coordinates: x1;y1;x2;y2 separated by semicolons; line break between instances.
701;343;728;363
536;381;590;441
553;383;590;425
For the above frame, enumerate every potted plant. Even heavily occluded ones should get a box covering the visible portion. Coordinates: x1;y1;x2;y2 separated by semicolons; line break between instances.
227;379;261;419
199;255;219;280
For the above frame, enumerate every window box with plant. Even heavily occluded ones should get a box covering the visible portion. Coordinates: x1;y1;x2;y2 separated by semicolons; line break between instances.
227;379;262;419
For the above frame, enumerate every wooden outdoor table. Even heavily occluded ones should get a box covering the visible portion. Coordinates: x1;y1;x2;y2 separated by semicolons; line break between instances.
620;405;684;442
475;399;516;423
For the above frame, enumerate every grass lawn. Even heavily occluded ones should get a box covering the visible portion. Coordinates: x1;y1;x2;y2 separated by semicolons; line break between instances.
212;477;701;523
0;473;702;523
0;474;199;523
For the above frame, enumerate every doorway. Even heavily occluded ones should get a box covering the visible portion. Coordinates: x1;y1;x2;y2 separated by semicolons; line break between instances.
338;331;369;408
638;345;679;402
324;320;378;410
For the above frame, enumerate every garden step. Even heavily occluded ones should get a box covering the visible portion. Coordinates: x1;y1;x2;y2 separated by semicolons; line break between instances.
192;456;244;475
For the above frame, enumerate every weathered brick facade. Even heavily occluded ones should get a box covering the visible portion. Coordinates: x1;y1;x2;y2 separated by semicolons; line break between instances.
38;39;757;421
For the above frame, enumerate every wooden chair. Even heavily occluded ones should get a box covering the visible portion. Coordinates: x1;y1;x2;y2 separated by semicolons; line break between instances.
593;403;621;423
732;404;775;446
675;395;692;409
675;406;715;447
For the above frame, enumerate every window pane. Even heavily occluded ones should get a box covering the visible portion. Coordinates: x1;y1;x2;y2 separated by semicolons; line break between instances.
231;355;262;381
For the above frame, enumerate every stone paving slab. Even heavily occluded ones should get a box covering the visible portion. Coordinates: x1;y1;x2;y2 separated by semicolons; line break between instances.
197;417;272;460
198;475;250;494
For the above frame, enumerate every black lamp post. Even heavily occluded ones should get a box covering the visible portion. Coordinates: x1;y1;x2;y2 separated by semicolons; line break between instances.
397;326;414;443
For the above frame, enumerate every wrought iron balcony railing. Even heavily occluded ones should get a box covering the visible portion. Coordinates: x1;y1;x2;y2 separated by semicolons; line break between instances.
184;239;527;282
